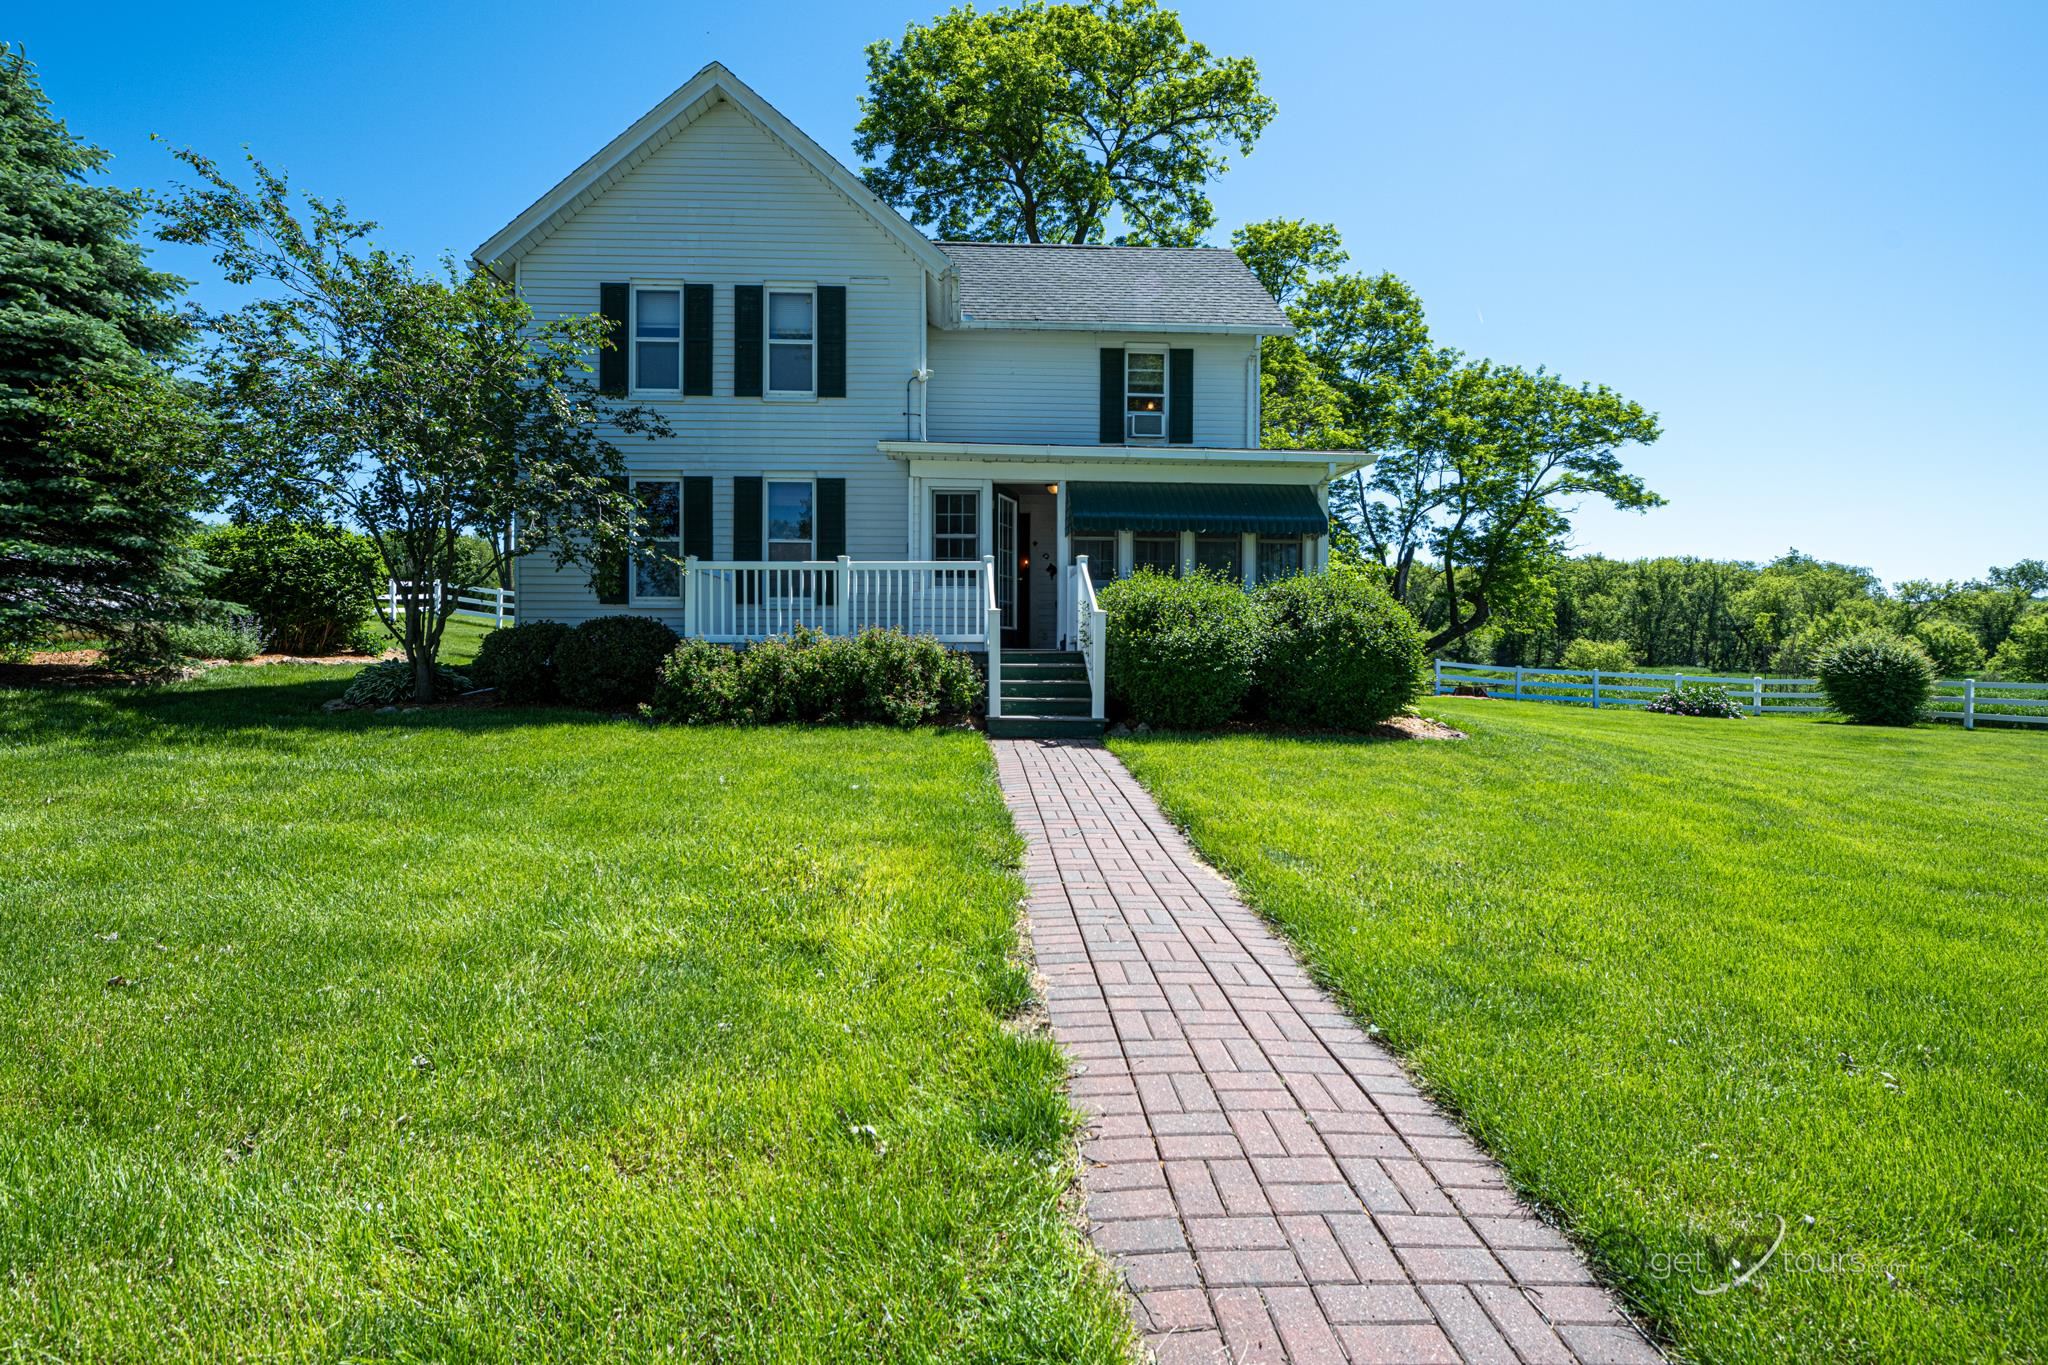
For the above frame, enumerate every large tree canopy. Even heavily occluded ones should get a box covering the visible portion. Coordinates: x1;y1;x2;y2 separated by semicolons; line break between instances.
157;147;667;700
0;44;199;645
855;0;1274;244
1235;217;1664;652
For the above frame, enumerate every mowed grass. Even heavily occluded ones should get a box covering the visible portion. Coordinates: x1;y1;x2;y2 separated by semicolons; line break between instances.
1112;702;2048;1364
0;665;1135;1362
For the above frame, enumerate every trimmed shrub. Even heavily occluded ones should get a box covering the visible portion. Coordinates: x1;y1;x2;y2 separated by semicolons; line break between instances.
1560;637;1639;672
1815;631;1935;725
555;614;680;710
194;521;382;655
469;620;572;703
1911;618;1986;678
1254;572;1428;730
340;658;472;708
1644;683;1744;719
1990;612;2048;682
645;628;982;728
167;618;263;662
1099;570;1261;730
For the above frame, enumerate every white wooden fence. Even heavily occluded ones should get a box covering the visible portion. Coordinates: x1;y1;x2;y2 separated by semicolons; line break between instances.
388;580;513;627
1433;659;2048;729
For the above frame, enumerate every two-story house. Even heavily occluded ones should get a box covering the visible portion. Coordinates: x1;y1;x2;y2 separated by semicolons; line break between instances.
474;63;1371;733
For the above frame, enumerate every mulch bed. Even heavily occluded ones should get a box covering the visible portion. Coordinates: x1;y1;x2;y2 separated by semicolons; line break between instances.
0;647;392;690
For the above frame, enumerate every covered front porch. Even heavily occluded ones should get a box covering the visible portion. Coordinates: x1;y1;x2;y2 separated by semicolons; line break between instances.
880;439;1367;652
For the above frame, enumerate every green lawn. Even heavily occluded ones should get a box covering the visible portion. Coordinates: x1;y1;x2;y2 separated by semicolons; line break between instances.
1112;702;2048;1364
0;665;1133;1362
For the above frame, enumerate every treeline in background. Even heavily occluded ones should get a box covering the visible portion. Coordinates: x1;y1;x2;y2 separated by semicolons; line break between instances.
1399;551;2048;681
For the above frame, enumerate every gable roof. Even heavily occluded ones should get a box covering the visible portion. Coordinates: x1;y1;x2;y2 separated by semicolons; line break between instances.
938;241;1292;336
472;63;953;278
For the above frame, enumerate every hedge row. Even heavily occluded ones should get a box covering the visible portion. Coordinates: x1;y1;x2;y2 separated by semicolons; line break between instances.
468;616;980;727
1101;568;1429;731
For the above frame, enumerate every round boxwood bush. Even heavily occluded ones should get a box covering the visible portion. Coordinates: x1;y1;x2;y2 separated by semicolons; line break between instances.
554;615;680;710
1098;570;1260;730
469;620;572;703
1254;570;1428;730
1815;630;1935;725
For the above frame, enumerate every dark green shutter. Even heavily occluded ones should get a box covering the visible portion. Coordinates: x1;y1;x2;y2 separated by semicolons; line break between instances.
732;475;762;604
815;477;846;604
593;475;628;603
682;475;713;559
1169;348;1194;444
734;286;763;397
817;286;846;398
598;283;629;397
683;283;713;396
1100;348;1124;444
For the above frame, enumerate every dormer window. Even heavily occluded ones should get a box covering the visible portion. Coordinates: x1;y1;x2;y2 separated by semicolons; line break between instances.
1125;349;1167;441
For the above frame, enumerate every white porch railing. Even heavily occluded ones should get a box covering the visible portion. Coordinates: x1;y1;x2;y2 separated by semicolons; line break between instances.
1065;555;1108;721
682;555;1000;650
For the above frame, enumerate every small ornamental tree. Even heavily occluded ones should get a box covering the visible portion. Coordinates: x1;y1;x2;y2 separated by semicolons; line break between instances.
157;148;669;701
1990;612;2048;682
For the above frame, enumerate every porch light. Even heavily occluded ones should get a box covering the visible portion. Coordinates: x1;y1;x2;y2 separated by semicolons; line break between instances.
1045;483;1059;495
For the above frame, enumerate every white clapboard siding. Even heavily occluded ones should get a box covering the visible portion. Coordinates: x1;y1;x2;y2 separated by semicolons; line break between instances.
512;99;929;627
926;329;1256;448
1432;660;2048;729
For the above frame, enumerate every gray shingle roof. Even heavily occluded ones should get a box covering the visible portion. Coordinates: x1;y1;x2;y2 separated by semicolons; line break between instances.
938;242;1291;334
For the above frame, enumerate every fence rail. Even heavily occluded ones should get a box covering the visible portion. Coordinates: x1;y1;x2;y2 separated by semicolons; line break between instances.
388;580;512;627
1432;660;2048;729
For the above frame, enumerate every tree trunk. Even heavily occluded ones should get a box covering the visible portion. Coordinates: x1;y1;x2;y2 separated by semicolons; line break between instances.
412;652;435;704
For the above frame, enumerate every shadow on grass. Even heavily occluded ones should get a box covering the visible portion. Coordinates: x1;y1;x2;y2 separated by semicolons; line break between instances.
0;667;621;753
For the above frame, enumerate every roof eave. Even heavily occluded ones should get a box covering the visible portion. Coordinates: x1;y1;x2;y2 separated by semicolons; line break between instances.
948;317;1293;338
878;440;1371;476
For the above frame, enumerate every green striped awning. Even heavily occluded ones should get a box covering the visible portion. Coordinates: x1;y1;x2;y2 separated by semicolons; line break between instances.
1066;481;1328;536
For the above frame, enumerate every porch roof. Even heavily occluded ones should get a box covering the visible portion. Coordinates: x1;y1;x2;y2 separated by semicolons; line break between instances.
1066;481;1328;536
877;440;1372;476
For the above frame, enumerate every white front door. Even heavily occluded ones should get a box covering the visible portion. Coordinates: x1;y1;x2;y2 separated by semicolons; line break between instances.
996;491;1019;631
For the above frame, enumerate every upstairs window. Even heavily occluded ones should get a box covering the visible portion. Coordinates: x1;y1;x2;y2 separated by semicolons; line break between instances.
1126;349;1167;441
767;288;816;397
633;288;681;393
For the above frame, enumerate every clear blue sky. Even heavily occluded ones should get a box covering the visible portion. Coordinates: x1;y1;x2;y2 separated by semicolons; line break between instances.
16;1;2045;586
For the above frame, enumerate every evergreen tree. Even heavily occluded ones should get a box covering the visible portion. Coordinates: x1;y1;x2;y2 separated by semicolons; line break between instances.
0;44;195;645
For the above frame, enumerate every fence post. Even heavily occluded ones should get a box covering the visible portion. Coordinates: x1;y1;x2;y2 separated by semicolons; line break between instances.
1752;675;1763;715
836;555;852;636
1591;668;1601;709
494;585;505;629
387;578;398;620
1514;665;1524;700
1964;677;1976;730
1674;671;1683;694
1433;658;1442;695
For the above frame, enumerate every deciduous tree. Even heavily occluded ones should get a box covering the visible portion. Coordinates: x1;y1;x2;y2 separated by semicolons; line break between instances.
157;148;668;701
856;0;1273;244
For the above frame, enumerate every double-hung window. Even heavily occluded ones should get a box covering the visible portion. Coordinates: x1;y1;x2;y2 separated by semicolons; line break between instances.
1256;536;1305;583
766;479;815;562
766;287;816;397
1132;533;1180;576
1126;349;1167;441
1069;535;1116;579
633;288;681;394
631;478;681;602
1194;535;1238;581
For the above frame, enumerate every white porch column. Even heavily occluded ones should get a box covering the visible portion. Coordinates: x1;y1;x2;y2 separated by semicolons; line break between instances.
1116;530;1134;579
1180;530;1196;576
1240;532;1257;589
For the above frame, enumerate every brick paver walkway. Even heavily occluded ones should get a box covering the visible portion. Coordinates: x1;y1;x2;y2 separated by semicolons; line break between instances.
993;739;1661;1365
